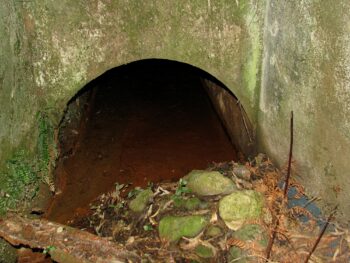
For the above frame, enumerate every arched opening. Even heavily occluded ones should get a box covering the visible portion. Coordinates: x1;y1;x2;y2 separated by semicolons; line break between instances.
45;59;252;224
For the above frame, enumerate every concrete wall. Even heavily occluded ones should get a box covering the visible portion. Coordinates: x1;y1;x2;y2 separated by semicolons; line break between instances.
259;0;350;224
204;79;256;156
1;0;350;225
0;1;39;164
0;0;264;165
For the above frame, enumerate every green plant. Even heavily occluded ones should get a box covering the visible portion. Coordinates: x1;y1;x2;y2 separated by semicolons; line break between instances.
127;187;142;199
143;224;153;231
0;151;39;215
0;111;58;215
36;112;57;192
43;245;56;254
175;178;190;196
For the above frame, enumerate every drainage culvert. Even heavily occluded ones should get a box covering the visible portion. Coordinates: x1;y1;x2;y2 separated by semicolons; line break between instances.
46;60;240;224
2;60;348;262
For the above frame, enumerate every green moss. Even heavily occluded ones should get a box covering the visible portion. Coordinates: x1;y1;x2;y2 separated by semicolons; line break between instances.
0;239;17;263
205;225;223;237
195;244;214;258
0;109;57;215
233;224;268;248
186;170;236;196
0;150;39;215
227;247;246;263
129;188;153;213
219;190;264;230
37;111;56;175
158;215;208;242
173;196;206;210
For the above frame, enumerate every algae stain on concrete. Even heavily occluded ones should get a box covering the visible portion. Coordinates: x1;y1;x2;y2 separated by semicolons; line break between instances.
258;0;350;224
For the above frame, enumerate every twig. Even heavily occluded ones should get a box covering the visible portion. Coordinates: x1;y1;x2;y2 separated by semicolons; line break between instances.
284;111;294;197
302;196;321;208
304;206;338;263
265;214;280;261
265;111;294;262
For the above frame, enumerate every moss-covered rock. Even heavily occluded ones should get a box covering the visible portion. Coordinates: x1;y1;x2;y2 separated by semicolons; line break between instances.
173;196;206;210
195;244;215;258
233;224;268;248
227;247;247;263
129;188;153;213
205;225;223;238
158;215;208;242
185;170;236;196
0;239;17;263
219;190;264;230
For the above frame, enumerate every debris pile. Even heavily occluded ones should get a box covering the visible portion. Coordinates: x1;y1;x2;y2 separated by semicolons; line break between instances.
68;154;350;262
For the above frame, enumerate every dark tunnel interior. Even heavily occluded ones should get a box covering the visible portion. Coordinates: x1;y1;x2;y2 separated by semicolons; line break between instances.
45;60;238;224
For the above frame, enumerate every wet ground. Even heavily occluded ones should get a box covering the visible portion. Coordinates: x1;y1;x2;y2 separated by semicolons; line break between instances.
45;62;237;224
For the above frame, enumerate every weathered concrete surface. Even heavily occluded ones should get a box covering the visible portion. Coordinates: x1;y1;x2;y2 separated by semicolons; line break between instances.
204;79;256;155
1;0;350;228
259;0;350;225
24;0;264;121
0;0;265;165
0;1;38;166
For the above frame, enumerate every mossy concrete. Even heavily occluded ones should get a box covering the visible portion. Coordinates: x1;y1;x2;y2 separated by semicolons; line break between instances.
0;0;265;217
1;0;350;227
259;0;350;225
0;1;39;166
0;0;265;167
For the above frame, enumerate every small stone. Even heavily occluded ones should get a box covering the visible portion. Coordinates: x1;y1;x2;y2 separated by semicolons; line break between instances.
233;224;268;248
195;244;214;258
254;153;266;166
205;225;223;237
232;165;251;180
158;215;208;242
227;247;247;263
219;190;264;230
56;227;64;233
185;170;236;196
173;196;206;210
129;188;153;213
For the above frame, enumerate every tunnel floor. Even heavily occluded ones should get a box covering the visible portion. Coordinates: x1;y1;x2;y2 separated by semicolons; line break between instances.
45;62;237;224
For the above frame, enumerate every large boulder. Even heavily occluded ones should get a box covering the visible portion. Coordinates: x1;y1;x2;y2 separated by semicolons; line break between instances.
219;190;264;230
185;170;236;196
158;215;208;242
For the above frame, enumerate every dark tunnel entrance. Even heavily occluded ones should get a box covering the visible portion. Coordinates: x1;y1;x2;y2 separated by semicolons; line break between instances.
46;60;241;224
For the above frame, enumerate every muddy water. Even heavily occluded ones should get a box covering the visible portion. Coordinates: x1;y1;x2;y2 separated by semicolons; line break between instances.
46;62;237;224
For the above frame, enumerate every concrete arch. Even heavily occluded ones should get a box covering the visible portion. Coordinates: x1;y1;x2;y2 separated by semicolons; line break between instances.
64;58;255;156
21;0;264;131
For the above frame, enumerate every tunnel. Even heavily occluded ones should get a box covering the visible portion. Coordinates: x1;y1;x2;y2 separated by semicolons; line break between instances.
45;59;247;224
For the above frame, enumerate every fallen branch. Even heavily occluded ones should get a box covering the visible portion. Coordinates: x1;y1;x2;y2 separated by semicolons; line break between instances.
0;214;139;263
